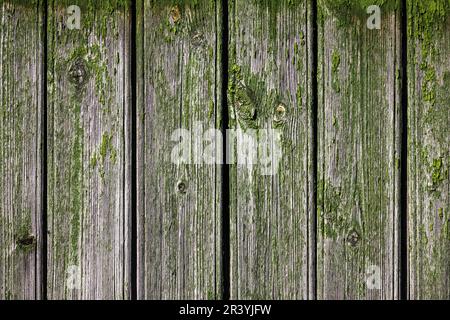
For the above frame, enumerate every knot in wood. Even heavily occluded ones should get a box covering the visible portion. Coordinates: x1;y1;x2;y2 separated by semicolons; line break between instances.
234;83;257;125
347;229;360;247
68;58;88;87
191;32;206;49
170;5;181;25
273;104;287;126
16;234;36;248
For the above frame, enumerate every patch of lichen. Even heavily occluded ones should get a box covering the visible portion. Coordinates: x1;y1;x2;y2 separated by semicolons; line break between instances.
419;52;450;198
63;23;116;106
410;0;450;113
90;132;117;180
431;158;446;186
100;133;117;164
41;0;127;282
410;0;450;39
424;71;450;145
85;44;110;108
319;184;340;240
228;64;258;130
331;50;341;93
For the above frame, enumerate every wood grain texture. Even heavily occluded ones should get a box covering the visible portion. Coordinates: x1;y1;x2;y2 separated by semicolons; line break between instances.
317;0;401;299
137;0;222;299
228;0;315;299
407;0;450;300
47;0;131;299
0;0;43;300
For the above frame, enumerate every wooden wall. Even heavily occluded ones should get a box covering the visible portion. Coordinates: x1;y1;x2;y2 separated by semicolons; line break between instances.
0;0;448;300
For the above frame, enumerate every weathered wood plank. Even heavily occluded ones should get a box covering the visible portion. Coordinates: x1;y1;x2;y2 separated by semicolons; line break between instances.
0;0;44;300
137;0;222;299
317;1;402;299
47;0;131;299
228;0;314;299
407;0;450;300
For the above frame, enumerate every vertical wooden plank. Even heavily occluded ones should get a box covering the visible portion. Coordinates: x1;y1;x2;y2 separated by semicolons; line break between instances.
137;0;221;299
229;0;314;299
407;0;450;299
47;0;131;299
317;1;401;299
0;0;43;300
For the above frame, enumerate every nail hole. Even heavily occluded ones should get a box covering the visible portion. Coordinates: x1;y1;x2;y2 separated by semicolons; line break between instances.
191;32;205;48
68;58;88;87
176;179;187;194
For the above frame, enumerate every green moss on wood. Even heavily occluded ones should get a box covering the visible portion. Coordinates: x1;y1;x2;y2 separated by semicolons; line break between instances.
90;153;98;168
90;132;118;179
320;0;398;18
69;103;83;265
47;0;128;11
15;215;35;253
331;50;341;93
1;0;39;7
410;1;450;113
430;158;447;193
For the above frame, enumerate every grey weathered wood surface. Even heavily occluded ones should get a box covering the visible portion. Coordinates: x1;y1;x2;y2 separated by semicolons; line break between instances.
0;0;44;300
317;1;402;299
47;0;131;299
0;0;449;301
137;0;222;299
228;0;315;299
407;0;450;300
